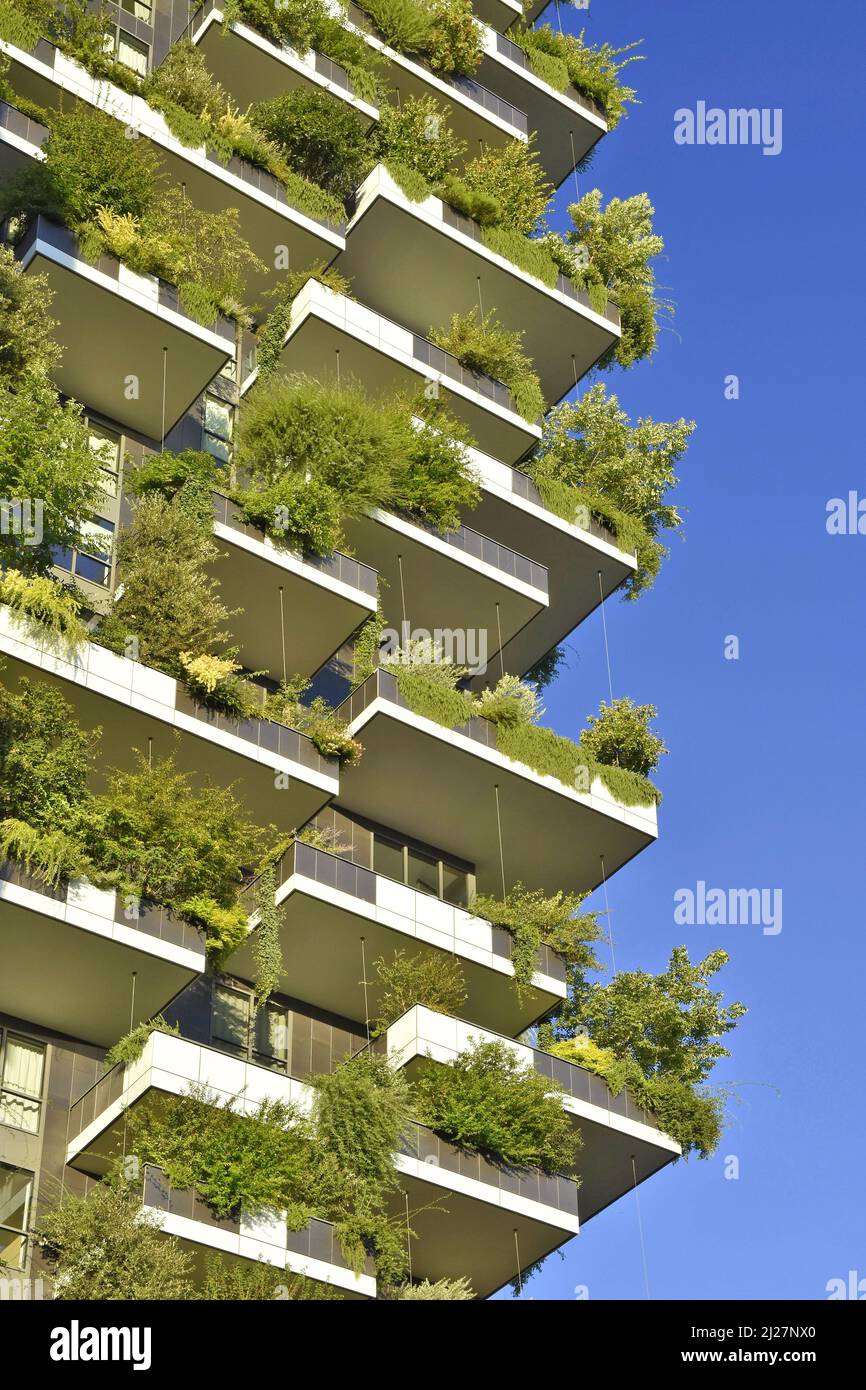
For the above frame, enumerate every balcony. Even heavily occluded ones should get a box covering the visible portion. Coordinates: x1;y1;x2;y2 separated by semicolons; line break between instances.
337;670;658;896
465;444;637;680
337;165;620;404
227;840;567;1036
383;1007;680;1225
0;36;346;304
345;3;529;155
474;0;523;32
66;1027;573;1298
12;216;235;438
479;29;607;184
0;96;48;178
0;605;339;831
0;865;204;1046
188;1;378;122
243;278;541;465
64;1033;374;1295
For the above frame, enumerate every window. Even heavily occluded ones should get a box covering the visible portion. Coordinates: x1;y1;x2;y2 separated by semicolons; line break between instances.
0;1033;45;1135
408;845;438;897
115;30;149;77
88;426;121;498
212;985;289;1073
74;518;114;587
305;811;472;906
203;394;234;464
120;0;153;20
0;1165;33;1270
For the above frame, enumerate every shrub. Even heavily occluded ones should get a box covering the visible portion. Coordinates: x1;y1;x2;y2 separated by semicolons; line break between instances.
430;308;544;421
36;1175;195;1300
475;673;542;728
0;817;86;887
374;94;466;185
481;222;560;286
265;679;363;765
412;1038;579;1173
252;865;283;1006
472;883;601;997
371;949;468;1035
425;0;482;75
250;88;370;202
201;1256;342;1300
382;638;475;727
0;675;96;832
97;492;238;676
0;571;87;645
180;896;250;962
462;138;552;237
84;751;265;914
526;383;695;598
103;1016;179;1070
0;244;59;385
567;189;665;368
579;696;667;776
0;379;109;578
224;0;381;103
391;1277;474;1298
362;0;433;54
510;24;642;130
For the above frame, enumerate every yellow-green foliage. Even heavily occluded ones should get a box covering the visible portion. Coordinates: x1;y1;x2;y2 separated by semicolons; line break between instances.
0;571;87;644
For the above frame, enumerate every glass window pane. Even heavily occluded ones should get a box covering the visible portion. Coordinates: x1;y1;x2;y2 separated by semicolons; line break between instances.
408;847;438;897
0;1092;40;1134
117;33;149;77
73;553;110;586
3;1037;44;1097
204;398;233;441
0;1166;31;1231
373;834;403;883
253;1005;288;1070
204;433;232;465
442;862;469;907
212;987;249;1055
0;1227;27;1269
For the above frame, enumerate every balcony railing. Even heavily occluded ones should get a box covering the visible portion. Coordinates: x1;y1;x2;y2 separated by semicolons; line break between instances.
210;491;378;596
400;1121;579;1214
505;468;622;548
0;860;204;954
494;31;606;120
142;1164;375;1276
0;98;49;148
242;835;566;985
12;216;236;342
436;520;548;591
411;333;522;417
173;683;338;776
532;1047;660;1130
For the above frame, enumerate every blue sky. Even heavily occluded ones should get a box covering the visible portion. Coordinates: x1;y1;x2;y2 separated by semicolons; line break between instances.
501;0;866;1300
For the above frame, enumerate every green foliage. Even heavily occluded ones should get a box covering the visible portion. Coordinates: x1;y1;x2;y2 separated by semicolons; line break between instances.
362;0;482;75
265;677;363;764
352;607;386;683
527;383;695;597
236;376;478;551
430;308;544;421
412;1039;578;1174
523;644;567;693
472;883;601;997
390;1276;474;1298
250;88;369;203
312;1051;411;1184
0;244;59;386
98;492;237;676
223;0;380;103
510;25;642;129
85;750;265;914
200;1256;342;1300
0;571;86;645
383;638;475;728
103;1016;179;1070
252;865;284;1005
567;189;665;367
0;376;105;577
0;0;141;92
126;448;223;507
182;896;250;963
0;817;86;887
579;696;667;776
462;138;552;237
0;674;96;832
374;94;466;186
36;1174;195;1300
482;222;560;285
371;948;468;1035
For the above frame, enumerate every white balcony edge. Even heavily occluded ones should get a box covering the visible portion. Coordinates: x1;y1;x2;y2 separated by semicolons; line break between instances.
481;28;608;132
212;517;378;613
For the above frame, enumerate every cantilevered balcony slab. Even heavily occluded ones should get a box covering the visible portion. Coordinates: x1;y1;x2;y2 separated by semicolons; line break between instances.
337;166;620;404
476;0;523;33
65;1032;374;1297
209;492;378;677
228;841;566;1035
341;507;548;676
0;38;346;306
0;867;204;1047
391;1122;579;1298
344;2;529;155
337;670;658;896
465;445;636;681
14;216;234;438
479;29;607;184
0;606;339;831
384;1007;681;1226
242;279;541;465
189;1;378;122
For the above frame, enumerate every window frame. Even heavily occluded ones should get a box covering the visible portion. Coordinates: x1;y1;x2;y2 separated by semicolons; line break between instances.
0;1163;34;1271
0;1028;46;1136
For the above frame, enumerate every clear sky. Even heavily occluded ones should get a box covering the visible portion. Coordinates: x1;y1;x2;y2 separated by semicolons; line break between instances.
500;0;866;1300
